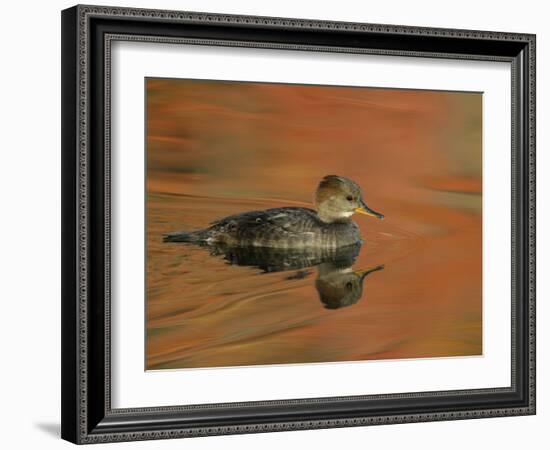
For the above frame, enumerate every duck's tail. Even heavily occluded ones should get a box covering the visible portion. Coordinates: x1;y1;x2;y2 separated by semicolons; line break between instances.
162;229;209;243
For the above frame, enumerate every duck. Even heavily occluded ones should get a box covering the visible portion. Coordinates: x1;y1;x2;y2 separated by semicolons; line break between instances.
163;175;384;248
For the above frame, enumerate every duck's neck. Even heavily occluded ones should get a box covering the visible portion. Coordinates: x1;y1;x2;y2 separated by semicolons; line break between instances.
316;217;361;247
317;210;354;224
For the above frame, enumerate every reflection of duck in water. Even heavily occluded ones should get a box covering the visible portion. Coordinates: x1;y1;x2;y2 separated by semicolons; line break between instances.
164;175;384;248
316;263;384;309
202;242;384;309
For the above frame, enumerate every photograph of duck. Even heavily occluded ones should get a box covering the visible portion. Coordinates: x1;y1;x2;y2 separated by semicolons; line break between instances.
146;78;482;370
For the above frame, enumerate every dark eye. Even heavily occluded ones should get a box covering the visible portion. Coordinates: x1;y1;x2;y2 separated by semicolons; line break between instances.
346;195;353;202
346;282;353;290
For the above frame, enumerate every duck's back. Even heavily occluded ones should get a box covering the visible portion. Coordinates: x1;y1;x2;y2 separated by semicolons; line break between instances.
206;207;360;248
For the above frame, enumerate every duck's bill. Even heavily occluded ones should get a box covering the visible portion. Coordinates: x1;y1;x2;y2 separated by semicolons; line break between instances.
354;201;384;219
354;264;385;279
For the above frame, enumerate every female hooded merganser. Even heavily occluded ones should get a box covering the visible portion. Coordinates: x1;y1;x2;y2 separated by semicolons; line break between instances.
163;175;384;248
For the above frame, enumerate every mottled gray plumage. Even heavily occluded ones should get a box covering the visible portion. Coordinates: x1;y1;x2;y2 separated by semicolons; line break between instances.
163;175;383;248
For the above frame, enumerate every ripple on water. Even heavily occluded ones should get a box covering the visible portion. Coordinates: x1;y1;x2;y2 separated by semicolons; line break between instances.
146;194;482;370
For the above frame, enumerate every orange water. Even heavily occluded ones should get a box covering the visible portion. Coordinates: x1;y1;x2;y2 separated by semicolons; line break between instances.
145;79;482;370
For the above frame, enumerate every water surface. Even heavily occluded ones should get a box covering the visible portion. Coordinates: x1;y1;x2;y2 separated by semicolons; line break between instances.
146;79;482;370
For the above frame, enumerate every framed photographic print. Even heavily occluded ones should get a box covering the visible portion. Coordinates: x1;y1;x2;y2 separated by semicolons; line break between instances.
61;4;536;444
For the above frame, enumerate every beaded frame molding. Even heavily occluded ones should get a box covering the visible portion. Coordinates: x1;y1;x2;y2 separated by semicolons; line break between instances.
61;4;536;444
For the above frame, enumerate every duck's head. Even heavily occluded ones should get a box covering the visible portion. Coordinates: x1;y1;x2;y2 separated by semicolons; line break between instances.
316;264;385;309
314;175;384;223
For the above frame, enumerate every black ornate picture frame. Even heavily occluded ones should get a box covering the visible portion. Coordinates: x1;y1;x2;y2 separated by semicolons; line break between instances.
61;4;536;444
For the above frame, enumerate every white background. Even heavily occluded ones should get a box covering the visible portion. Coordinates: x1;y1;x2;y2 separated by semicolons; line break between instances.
113;42;511;408
0;0;546;449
